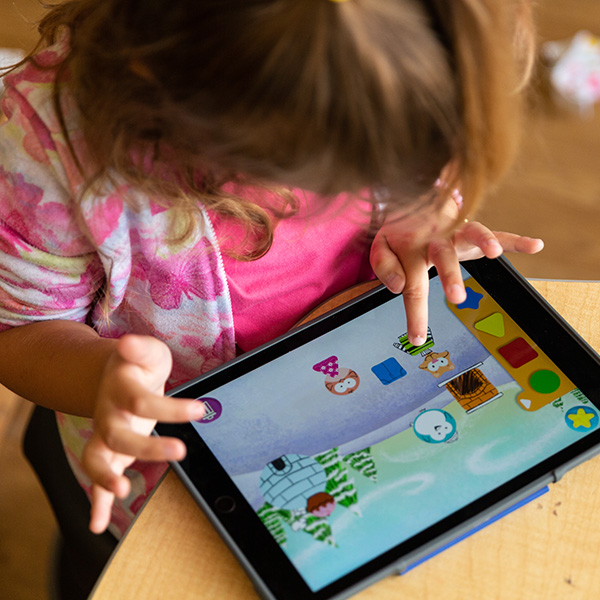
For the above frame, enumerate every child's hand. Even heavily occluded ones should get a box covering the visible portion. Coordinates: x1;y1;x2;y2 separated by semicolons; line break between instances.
370;214;544;346
82;334;204;534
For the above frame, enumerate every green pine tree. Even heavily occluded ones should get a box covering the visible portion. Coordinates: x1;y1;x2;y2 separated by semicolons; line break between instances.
257;502;288;546
315;447;358;510
343;447;378;482
287;511;336;546
258;502;336;547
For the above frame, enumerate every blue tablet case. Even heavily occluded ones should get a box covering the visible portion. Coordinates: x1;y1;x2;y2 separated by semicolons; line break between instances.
402;486;549;574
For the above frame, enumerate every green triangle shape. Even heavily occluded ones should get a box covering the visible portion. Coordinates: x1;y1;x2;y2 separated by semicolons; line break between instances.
474;312;505;337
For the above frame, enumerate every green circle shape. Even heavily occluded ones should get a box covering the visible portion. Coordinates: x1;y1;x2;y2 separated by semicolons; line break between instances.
530;370;561;394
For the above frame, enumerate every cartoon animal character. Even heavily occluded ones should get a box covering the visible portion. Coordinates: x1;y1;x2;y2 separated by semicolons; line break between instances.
325;368;360;395
419;350;454;379
412;409;458;444
313;356;360;395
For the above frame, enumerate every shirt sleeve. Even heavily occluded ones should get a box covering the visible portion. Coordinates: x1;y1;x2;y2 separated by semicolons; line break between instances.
0;73;104;333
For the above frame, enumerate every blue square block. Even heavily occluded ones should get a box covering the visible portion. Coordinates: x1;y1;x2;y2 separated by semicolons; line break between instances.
371;357;407;385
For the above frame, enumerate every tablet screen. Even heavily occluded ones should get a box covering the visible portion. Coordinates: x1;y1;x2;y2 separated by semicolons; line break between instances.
174;264;599;593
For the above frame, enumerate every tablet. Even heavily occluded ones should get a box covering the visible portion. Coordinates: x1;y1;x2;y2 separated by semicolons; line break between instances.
156;257;600;600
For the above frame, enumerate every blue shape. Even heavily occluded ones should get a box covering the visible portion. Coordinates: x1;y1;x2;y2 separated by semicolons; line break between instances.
565;405;599;432
371;357;407;385
456;286;483;310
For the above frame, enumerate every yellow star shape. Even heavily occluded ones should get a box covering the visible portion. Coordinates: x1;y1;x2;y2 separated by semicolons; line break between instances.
568;408;595;429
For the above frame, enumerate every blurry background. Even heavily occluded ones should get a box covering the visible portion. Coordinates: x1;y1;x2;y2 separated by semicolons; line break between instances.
0;1;599;598
479;2;600;282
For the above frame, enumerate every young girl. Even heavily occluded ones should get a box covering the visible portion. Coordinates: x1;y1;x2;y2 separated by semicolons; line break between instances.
0;0;541;552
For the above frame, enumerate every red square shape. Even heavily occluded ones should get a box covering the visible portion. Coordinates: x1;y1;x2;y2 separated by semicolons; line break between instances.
498;337;538;368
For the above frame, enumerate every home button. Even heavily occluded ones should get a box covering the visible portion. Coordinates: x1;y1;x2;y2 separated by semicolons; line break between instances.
214;495;236;514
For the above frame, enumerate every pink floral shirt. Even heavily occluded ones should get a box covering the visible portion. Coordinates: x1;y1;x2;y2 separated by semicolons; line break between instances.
0;41;235;536
0;40;373;537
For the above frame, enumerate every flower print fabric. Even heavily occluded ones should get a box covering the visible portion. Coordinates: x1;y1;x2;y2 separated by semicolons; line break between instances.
0;38;236;537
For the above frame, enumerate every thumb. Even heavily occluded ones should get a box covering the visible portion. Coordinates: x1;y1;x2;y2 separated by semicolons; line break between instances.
89;483;118;534
116;334;172;376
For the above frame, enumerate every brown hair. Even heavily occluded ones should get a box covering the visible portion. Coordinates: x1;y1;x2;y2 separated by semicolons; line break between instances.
20;0;533;254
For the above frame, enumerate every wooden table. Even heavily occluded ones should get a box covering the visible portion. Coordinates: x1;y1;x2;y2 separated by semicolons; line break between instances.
91;280;600;600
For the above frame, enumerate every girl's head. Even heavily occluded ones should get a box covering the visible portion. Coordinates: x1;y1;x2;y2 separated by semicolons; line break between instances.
37;0;532;233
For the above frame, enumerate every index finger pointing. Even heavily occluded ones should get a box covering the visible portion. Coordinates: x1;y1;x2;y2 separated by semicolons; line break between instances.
401;255;430;346
118;389;205;423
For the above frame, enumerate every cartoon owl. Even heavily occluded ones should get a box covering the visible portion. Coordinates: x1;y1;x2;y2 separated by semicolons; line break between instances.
313;356;360;395
325;368;360;395
419;351;454;379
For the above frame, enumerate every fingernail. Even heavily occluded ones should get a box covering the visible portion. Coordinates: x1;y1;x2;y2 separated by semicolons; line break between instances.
449;284;466;302
163;445;182;460
412;335;426;346
386;274;402;293
190;402;205;420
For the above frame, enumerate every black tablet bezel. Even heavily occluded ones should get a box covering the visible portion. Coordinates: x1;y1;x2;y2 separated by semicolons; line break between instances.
156;256;600;600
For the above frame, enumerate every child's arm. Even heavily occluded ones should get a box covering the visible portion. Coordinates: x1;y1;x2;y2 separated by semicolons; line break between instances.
0;320;117;416
0;322;205;533
370;215;544;345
